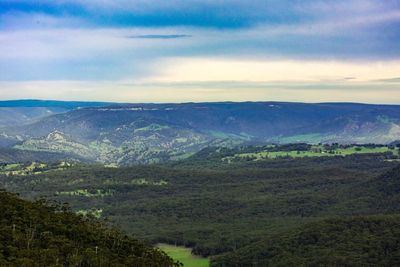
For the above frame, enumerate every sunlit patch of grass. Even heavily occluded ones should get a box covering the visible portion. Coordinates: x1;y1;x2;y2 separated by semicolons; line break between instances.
77;208;103;218
56;189;114;197
225;146;398;162
131;178;168;186
158;244;209;267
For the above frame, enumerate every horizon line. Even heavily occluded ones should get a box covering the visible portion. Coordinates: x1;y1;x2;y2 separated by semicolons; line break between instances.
0;98;399;106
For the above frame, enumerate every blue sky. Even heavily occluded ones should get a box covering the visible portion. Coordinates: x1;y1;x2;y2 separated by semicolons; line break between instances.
0;0;399;103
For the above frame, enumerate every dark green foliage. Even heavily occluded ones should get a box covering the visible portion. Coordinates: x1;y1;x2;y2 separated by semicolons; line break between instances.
362;165;400;213
0;191;179;267
1;154;398;254
369;165;400;196
268;143;311;151
1;152;400;266
212;215;400;267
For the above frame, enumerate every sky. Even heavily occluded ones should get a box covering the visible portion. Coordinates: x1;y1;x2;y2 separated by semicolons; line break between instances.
0;0;400;103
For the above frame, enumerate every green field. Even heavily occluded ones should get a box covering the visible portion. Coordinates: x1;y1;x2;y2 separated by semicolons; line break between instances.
158;244;209;267
56;188;114;197
0;161;72;176
225;145;398;161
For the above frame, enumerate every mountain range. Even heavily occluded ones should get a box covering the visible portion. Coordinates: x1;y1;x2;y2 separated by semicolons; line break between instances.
1;100;400;165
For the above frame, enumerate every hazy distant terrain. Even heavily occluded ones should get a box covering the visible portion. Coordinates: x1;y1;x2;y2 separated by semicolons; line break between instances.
0;100;113;126
1;100;400;165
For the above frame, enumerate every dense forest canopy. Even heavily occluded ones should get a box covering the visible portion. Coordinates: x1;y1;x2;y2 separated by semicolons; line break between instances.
212;215;400;266
0;191;180;267
1;144;400;266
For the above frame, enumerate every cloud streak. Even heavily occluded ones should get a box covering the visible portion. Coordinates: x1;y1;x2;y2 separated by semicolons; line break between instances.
146;58;400;83
1;79;399;104
127;34;191;39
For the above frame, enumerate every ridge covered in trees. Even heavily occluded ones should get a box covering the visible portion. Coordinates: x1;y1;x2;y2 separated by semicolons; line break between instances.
0;191;180;267
212;215;400;266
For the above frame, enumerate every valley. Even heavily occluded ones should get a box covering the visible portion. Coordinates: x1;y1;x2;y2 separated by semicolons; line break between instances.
1;101;400;166
1;148;400;266
1;101;400;266
3;1;399;265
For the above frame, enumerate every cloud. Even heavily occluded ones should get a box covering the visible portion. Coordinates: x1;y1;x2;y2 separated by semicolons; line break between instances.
2;0;399;29
0;23;399;82
127;34;191;39
1;1;399;61
145;58;400;83
374;77;400;83
0;0;399;103
0;27;196;80
0;79;399;104
0;12;85;30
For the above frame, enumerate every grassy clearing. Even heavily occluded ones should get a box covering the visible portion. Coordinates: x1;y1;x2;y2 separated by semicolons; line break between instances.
1;163;21;170
131;178;168;186
56;189;114;197
0;161;74;176
158;244;209;267
76;208;103;218
226;146;398;161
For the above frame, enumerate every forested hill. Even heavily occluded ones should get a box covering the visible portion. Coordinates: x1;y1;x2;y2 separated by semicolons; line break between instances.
212;215;400;267
210;164;400;266
0;191;179;267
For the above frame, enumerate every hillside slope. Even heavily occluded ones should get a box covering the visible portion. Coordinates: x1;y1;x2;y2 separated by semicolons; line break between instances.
0;190;179;266
0;100;115;148
210;164;400;266
211;215;400;267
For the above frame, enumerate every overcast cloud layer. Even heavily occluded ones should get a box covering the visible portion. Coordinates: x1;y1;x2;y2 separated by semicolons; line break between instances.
0;0;399;103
